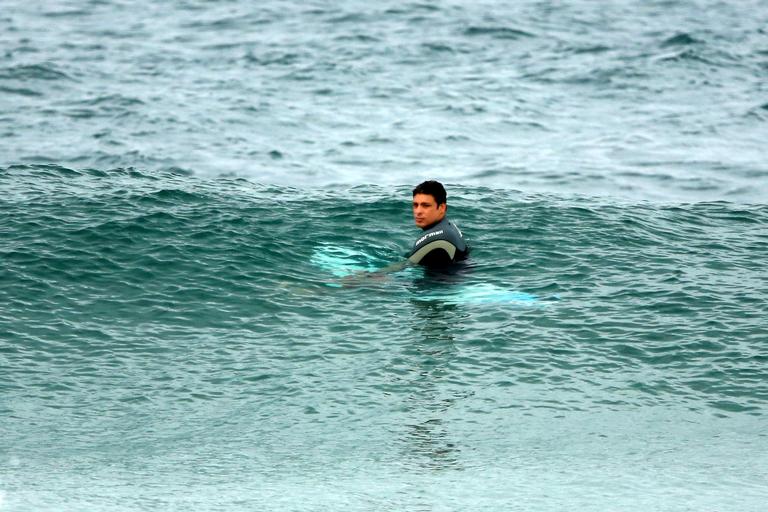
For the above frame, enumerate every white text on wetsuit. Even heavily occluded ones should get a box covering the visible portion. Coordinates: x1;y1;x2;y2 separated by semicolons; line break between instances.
415;230;444;247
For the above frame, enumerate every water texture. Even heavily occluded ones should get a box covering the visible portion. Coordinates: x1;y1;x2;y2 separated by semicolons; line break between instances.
2;166;767;511
1;1;767;511
1;0;767;200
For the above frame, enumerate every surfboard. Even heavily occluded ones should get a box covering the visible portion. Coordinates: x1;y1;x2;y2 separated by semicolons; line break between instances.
310;244;542;305
413;283;538;305
310;244;381;277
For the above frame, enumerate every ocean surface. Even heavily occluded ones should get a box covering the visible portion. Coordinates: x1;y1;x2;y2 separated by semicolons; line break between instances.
1;1;767;511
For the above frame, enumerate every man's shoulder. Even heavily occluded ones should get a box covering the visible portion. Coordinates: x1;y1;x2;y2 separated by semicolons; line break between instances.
441;218;466;240
445;218;463;234
411;217;467;250
408;217;469;265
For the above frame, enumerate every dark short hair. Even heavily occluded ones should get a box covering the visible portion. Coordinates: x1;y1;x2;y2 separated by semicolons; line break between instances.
412;180;446;206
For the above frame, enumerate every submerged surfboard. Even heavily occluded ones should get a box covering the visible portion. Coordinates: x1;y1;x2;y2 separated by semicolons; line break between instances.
413;283;538;305
310;244;542;305
309;244;381;277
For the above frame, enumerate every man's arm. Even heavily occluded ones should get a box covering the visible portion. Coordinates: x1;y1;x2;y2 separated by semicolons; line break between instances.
339;259;412;286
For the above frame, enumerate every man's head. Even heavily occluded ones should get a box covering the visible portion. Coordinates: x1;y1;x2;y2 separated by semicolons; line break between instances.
412;180;447;229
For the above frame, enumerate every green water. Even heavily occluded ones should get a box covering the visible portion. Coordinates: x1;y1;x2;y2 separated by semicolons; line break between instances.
1;166;766;510
4;0;768;507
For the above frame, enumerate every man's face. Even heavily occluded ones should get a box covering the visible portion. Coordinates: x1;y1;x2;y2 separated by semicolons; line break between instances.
413;193;446;229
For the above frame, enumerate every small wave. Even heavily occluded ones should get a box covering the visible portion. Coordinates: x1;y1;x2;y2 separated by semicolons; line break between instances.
4;163;82;177
83;151;174;170
0;164;193;184
463;26;535;39
144;188;208;203
469;168;522;179
651;48;712;64
385;3;441;15
245;51;301;66
442;104;487;115
159;166;194;177
661;33;700;47
0;63;72;81
0;85;42;97
422;42;457;53
182;15;266;31
42;9;91;18
708;400;762;414
63;108;96;119
565;44;612;54
333;34;381;43
56;94;146;120
328;13;369;23
74;94;145;108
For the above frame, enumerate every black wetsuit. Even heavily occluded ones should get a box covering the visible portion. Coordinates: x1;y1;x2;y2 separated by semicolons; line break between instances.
408;217;469;266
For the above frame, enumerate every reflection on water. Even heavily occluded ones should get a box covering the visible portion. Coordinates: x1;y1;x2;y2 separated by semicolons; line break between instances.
397;295;469;471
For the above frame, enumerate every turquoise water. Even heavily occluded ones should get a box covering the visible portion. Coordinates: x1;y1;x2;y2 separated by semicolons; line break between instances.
2;167;766;510
2;1;768;510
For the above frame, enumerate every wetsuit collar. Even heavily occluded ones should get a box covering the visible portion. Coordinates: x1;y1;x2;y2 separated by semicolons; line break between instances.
421;216;447;231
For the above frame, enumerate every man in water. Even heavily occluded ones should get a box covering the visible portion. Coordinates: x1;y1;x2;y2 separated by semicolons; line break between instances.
341;180;469;284
409;180;470;266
